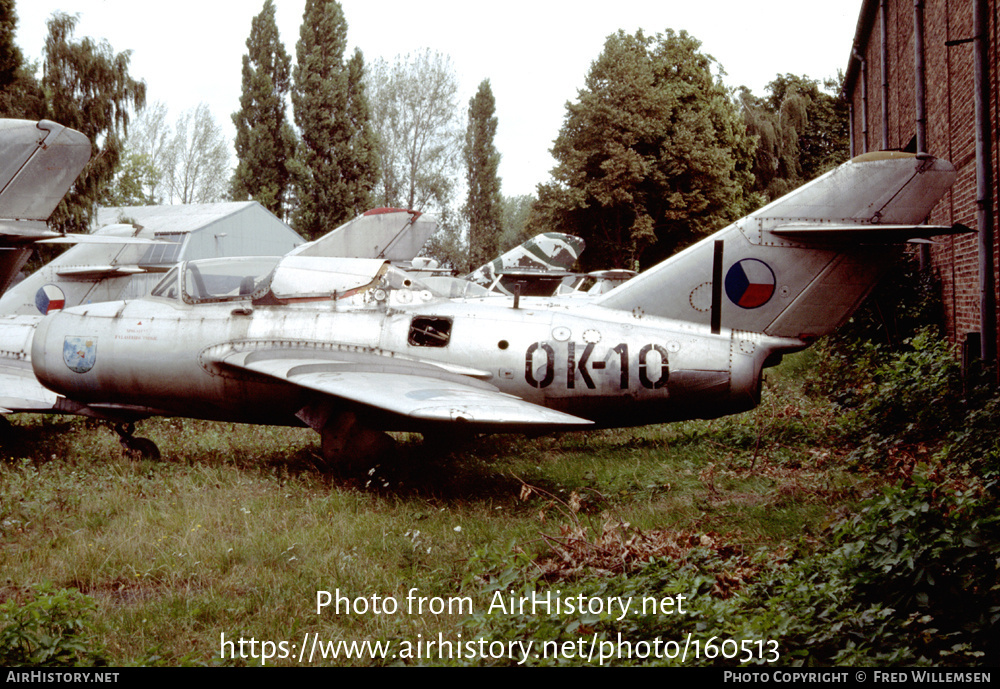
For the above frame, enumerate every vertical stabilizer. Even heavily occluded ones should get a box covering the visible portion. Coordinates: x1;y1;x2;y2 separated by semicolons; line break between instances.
467;233;586;287
595;153;960;340
290;208;436;261
0;119;91;221
0;119;92;295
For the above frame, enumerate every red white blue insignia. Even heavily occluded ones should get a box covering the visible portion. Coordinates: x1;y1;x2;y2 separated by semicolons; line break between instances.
35;284;66;314
724;259;776;309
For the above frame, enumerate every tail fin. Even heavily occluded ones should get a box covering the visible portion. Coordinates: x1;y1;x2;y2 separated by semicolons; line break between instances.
290;208;436;261
467;232;585;288
0;119;91;221
595;152;963;340
0;119;91;295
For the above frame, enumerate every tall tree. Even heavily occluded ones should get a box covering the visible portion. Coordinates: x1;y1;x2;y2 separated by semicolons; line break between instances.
463;79;503;270
164;103;231;204
741;74;849;201
529;29;755;270
291;0;377;239
367;49;461;214
43;12;146;232
232;0;296;219
500;194;535;252
0;0;44;119
102;101;171;206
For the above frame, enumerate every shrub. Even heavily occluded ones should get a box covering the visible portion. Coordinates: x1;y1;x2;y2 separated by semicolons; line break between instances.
0;584;106;666
835;328;964;465
825;467;1000;664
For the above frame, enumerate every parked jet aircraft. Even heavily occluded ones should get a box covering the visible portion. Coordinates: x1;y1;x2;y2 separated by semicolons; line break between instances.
417;232;587;299
24;151;966;463
0;205;435;317
0;119;158;295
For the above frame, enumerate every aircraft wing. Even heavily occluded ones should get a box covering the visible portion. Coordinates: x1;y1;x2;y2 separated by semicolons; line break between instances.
216;347;592;428
0;361;58;412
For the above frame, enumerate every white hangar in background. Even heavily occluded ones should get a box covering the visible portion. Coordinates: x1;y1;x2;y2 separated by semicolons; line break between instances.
0;201;304;316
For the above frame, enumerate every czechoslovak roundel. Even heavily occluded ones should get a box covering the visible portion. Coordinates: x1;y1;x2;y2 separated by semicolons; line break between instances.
724;259;775;309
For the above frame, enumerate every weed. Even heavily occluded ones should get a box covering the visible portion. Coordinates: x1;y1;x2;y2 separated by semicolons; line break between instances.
0;584;107;666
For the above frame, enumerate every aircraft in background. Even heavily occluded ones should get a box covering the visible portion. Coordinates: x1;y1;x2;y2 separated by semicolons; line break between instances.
416;232;587;300
0;119;163;297
0;119;437;455
555;269;637;298
25;151;969;463
0;204;436;317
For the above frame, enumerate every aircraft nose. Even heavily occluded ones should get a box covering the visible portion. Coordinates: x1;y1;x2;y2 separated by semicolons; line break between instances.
31;310;71;391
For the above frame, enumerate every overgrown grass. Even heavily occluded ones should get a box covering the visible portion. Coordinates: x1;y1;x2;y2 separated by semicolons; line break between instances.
0;350;955;665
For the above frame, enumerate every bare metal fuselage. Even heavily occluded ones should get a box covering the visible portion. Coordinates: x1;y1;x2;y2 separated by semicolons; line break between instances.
31;293;799;432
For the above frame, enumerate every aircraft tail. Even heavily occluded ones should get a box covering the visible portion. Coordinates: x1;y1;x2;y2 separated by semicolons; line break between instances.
0;119;91;221
290;208;436;261
595;152;964;341
466;232;585;289
0;119;92;295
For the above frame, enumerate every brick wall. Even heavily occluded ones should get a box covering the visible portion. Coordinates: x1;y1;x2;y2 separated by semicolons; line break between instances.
844;0;999;352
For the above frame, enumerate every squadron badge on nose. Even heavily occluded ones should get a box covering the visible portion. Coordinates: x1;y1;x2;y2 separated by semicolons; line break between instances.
63;336;97;374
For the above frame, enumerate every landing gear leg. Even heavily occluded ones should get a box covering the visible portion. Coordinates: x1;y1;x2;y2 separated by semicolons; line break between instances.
113;422;161;460
297;405;394;470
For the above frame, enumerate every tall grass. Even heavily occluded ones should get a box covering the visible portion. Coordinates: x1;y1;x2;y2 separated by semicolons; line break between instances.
0;355;870;665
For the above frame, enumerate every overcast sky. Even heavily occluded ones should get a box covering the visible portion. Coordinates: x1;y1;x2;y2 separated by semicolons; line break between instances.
14;0;862;198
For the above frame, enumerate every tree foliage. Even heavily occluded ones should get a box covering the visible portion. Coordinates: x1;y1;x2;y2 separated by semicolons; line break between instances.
366;49;463;269
0;0;43;119
500;194;535;253
529;29;755;271
291;0;377;240
101;101;170;206
741;74;849;200
367;49;462;214
163;103;231;204
463;79;503;270
42;12;146;232
232;0;296;220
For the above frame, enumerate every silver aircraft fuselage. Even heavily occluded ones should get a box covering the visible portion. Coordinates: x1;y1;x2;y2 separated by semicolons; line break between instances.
30;287;798;432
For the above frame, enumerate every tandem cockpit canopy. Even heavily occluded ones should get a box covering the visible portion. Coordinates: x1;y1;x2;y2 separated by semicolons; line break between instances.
150;255;445;307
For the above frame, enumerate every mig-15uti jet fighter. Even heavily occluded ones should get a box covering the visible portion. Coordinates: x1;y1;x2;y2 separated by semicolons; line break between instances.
24;150;967;464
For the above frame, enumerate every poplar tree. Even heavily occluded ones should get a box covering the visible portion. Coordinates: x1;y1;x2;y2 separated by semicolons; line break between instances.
232;0;296;219
291;0;377;239
463;79;503;269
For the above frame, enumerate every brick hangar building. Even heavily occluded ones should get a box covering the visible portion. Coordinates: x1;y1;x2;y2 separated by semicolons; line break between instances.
842;0;998;369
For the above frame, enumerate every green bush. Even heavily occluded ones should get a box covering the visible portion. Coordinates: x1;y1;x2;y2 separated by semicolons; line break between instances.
827;468;999;663
836;328;965;464
0;584;106;666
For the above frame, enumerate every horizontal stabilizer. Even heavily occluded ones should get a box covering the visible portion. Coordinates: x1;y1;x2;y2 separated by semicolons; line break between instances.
55;265;146;281
770;223;973;244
